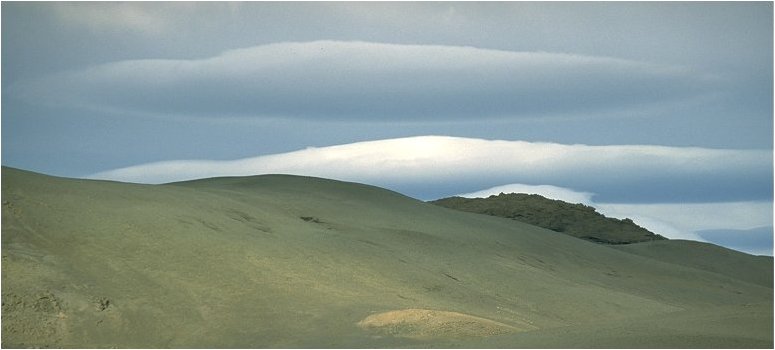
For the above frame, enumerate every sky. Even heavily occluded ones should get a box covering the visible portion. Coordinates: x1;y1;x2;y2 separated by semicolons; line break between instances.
2;2;773;255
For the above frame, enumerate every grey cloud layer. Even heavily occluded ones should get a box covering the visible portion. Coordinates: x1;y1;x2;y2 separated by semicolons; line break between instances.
89;136;772;203
12;41;717;121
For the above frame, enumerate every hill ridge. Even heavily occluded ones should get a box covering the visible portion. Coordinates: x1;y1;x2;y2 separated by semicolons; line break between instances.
430;192;666;244
2;167;771;348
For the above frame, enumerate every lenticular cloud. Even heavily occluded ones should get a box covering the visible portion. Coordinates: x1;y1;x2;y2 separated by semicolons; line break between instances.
88;136;772;203
458;184;595;205
11;41;715;121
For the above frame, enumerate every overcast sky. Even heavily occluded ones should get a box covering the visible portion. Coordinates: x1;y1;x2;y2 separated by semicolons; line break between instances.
2;2;772;255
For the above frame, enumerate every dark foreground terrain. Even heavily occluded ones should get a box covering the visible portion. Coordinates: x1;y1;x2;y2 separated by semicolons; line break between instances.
2;167;772;348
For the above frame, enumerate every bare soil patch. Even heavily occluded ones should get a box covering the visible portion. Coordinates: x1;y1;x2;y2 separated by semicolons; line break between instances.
357;308;531;339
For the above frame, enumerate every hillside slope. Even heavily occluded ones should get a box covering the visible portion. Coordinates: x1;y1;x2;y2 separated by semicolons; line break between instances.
613;239;773;287
2;167;771;348
431;193;666;244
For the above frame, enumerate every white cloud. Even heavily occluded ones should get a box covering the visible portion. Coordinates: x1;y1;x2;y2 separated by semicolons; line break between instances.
88;135;771;204
84;135;775;254
595;201;773;248
596;202;773;233
620;215;704;241
11;41;717;121
455;182;771;246
50;3;176;35
458;184;595;205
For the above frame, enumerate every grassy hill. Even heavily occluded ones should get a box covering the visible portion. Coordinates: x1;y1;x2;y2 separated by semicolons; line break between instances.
2;167;772;348
613;239;773;287
430;193;666;244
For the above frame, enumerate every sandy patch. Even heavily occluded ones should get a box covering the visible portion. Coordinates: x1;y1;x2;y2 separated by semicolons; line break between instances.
357;308;530;339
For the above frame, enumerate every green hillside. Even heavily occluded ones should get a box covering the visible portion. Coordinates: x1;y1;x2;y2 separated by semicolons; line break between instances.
430;193;666;244
2;167;771;348
613;239;773;287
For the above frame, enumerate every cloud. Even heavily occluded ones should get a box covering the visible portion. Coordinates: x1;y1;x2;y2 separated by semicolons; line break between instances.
458;184;595;205
596;201;772;245
454;181;772;254
49;2;178;35
88;135;772;203
697;227;773;256
10;41;718;121
596;201;773;233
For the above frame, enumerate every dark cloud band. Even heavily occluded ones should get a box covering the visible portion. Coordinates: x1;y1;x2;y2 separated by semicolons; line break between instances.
12;41;718;121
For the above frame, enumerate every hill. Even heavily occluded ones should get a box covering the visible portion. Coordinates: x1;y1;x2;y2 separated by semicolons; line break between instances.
430;193;666;244
613;239;773;287
2;167;771;348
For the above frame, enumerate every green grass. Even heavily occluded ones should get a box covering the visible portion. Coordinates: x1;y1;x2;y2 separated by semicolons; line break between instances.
613;239;773;287
2;167;771;348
